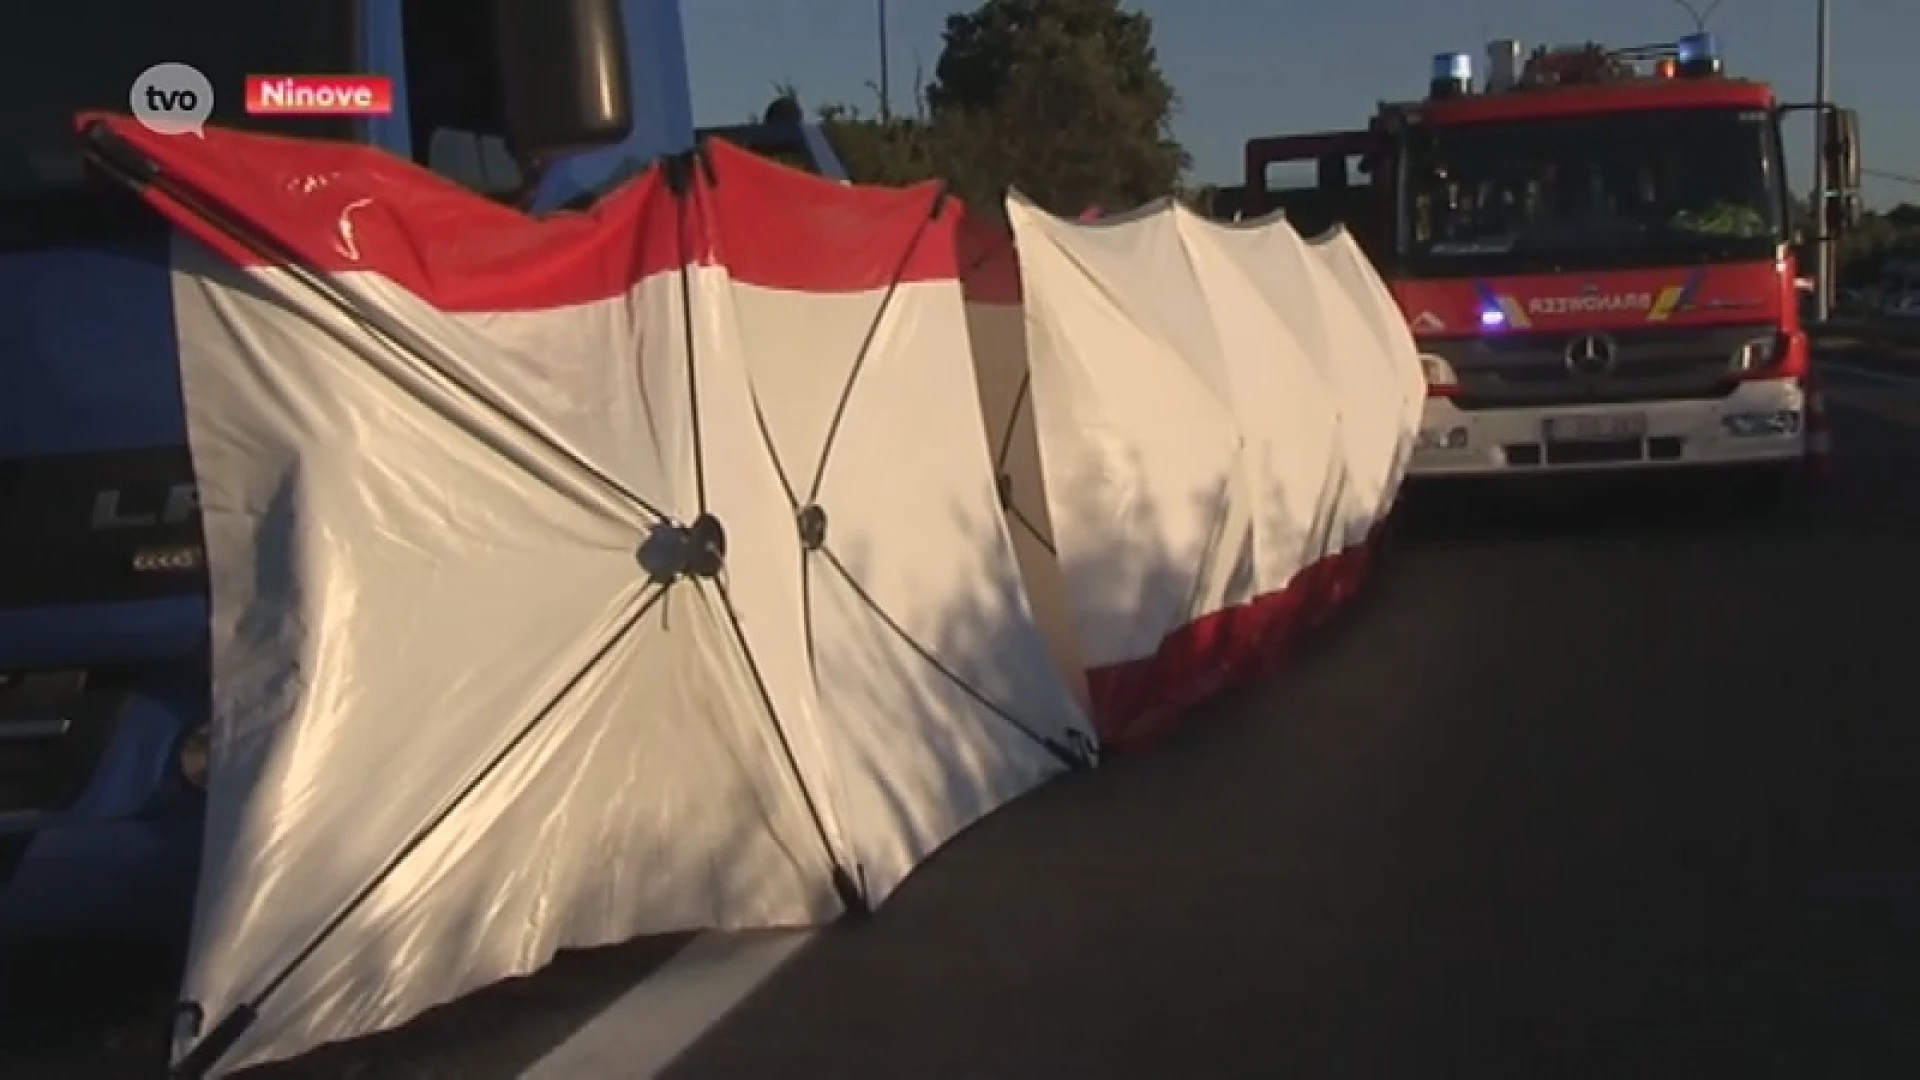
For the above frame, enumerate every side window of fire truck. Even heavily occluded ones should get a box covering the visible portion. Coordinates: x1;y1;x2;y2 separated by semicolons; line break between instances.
402;0;526;199
1261;156;1368;239
423;131;523;198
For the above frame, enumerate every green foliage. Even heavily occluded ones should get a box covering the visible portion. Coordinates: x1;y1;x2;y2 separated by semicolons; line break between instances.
814;103;939;188
1786;192;1920;287
1834;204;1920;287
816;0;1187;218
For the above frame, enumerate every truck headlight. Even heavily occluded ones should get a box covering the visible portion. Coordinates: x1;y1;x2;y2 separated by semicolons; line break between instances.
177;724;210;790
1419;352;1458;385
1732;333;1785;373
1721;410;1802;437
1415;425;1470;451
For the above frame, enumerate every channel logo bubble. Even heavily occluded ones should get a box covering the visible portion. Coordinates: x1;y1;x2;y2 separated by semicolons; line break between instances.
130;62;214;137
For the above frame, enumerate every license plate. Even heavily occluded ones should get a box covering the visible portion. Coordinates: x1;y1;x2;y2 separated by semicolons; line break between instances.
1543;413;1647;442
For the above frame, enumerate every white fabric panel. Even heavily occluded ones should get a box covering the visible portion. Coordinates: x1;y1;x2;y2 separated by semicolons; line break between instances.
170;240;837;1072
1204;215;1399;550
1002;194;1409;681
1310;229;1428;497
1004;195;1253;671
1168;210;1348;585
727;283;1088;899
168;233;1090;1072
1297;226;1416;537
960;299;1089;711
169;241;843;1072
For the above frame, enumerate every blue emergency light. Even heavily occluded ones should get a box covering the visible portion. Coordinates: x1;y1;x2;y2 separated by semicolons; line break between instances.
1676;31;1723;77
1430;52;1473;99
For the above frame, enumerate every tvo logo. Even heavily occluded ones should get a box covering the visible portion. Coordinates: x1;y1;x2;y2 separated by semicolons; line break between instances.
130;62;214;137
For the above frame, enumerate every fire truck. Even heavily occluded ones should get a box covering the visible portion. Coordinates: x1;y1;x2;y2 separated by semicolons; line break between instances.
1243;33;1863;502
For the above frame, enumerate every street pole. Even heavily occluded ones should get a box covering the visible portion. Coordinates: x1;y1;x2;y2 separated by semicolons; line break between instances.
1813;0;1832;322
877;0;892;121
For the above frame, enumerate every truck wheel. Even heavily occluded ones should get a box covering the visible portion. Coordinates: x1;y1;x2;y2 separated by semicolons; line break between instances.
1734;462;1809;519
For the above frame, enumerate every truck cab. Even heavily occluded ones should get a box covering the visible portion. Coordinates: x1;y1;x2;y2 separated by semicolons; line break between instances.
0;0;751;942
1244;33;1862;495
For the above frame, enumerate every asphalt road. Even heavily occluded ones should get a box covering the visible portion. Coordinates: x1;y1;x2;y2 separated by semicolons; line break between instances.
661;354;1920;1079
9;346;1920;1078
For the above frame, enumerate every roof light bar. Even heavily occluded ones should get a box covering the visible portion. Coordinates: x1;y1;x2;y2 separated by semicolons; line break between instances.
1430;52;1473;99
1676;32;1723;76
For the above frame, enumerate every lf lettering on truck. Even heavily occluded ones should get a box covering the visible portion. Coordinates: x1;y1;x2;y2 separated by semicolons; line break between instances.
0;0;842;946
1242;32;1864;505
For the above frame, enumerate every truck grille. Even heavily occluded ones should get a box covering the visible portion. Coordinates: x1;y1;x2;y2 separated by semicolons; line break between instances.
0;446;208;612
1429;324;1775;410
0;670;125;815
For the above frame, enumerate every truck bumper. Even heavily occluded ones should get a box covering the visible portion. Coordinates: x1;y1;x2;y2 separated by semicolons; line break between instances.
0;813;199;940
1408;377;1814;478
0;688;203;941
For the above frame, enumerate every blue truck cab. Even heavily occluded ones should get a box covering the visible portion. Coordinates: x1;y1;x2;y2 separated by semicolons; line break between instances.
0;0;739;941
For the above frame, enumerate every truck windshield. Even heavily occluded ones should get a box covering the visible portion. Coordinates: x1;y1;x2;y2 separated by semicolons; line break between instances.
0;3;352;213
1399;105;1785;276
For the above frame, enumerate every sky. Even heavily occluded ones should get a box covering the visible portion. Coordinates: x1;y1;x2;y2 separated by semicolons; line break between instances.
681;0;1919;209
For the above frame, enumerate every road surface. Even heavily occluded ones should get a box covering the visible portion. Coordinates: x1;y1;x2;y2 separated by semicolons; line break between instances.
8;344;1919;1077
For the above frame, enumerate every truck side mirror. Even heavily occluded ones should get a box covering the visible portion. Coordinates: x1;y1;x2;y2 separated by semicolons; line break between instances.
1824;107;1862;194
1826;191;1862;234
494;0;634;167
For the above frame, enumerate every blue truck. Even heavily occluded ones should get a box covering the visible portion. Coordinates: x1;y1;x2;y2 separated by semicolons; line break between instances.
0;0;846;942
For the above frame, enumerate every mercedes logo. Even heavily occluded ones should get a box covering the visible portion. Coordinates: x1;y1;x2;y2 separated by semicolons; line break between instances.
1564;333;1617;378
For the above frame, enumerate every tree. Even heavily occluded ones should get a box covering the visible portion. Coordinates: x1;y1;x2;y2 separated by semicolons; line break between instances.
1831;203;1920;291
924;0;1187;214
817;0;1187;217
817;101;942;187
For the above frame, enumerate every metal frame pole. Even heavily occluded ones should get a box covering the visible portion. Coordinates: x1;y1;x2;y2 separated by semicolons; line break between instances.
877;0;892;120
1813;0;1832;322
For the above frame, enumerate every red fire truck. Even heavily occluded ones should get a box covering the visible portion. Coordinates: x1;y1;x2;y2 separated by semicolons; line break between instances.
1244;33;1863;503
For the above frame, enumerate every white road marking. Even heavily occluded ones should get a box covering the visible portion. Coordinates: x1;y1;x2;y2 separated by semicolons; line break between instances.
519;930;815;1080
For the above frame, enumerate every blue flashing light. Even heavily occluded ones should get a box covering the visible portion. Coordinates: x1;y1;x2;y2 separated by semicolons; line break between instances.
1676;31;1723;75
1676;32;1718;66
1432;52;1474;84
1479;307;1507;329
